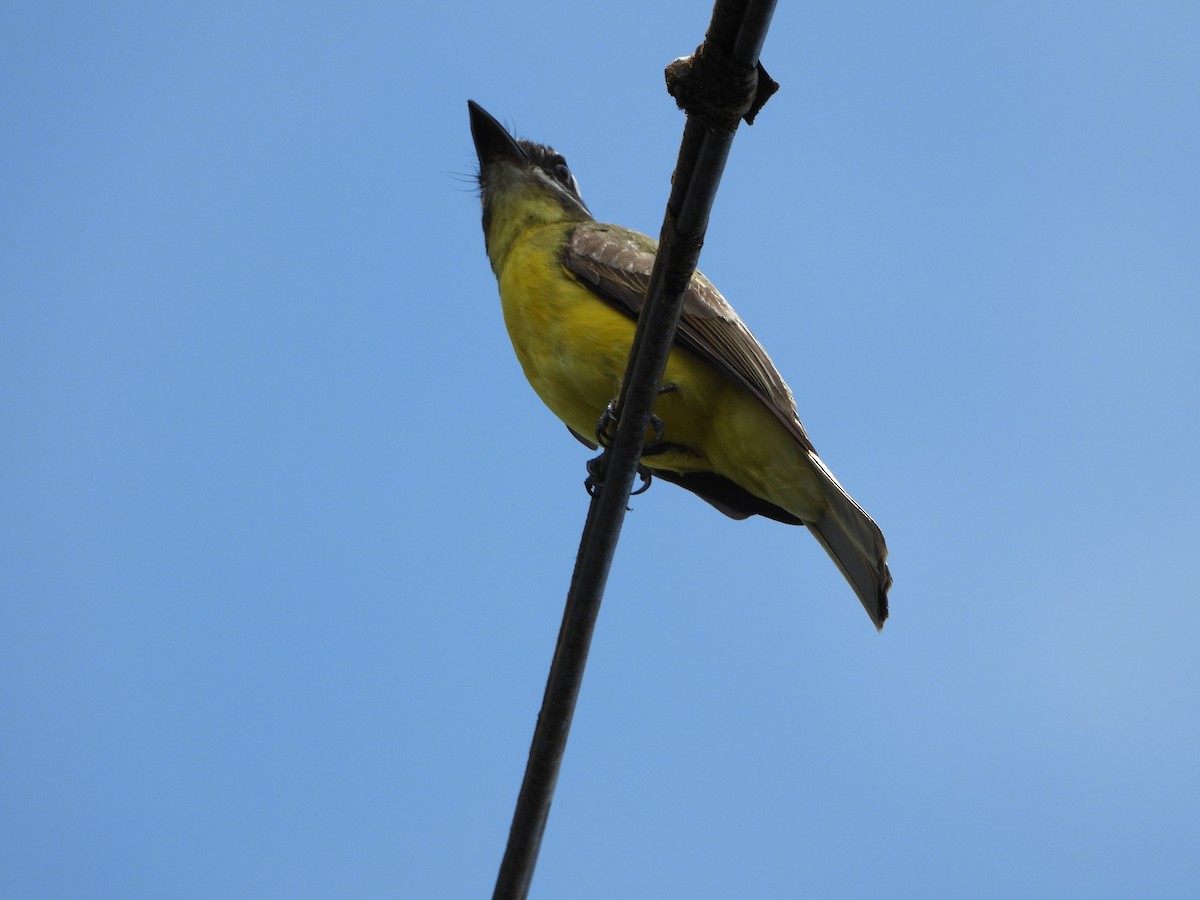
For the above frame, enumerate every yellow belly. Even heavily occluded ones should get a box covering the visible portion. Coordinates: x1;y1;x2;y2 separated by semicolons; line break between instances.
495;223;823;520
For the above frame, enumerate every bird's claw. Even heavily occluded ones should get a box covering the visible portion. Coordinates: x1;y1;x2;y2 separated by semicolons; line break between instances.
584;454;654;505
594;383;677;452
631;465;653;495
586;384;676;497
594;400;619;448
584;452;609;496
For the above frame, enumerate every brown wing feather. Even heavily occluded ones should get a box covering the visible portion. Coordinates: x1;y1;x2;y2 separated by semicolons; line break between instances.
563;222;815;454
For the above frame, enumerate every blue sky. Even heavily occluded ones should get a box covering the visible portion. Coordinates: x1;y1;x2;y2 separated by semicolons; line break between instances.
3;3;1198;897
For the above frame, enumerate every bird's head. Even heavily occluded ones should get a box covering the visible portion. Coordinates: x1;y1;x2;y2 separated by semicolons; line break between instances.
468;100;592;267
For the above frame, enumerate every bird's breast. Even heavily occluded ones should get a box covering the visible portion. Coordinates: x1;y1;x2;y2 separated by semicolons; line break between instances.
496;225;639;438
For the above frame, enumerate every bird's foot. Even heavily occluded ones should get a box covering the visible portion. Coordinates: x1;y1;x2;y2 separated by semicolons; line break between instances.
594;399;620;448
584;452;653;502
594;383;678;454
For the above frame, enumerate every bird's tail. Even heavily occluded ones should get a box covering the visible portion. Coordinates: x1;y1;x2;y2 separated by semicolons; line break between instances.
803;453;892;629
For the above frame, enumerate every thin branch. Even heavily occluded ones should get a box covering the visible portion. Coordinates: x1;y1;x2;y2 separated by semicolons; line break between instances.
493;3;779;897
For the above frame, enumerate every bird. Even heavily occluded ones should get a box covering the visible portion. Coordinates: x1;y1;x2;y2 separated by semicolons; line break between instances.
468;100;891;629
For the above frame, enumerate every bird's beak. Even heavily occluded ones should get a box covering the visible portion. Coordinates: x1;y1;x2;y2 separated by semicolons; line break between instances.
468;100;527;167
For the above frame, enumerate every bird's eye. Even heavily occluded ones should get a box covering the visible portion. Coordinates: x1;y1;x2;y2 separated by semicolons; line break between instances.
552;161;572;186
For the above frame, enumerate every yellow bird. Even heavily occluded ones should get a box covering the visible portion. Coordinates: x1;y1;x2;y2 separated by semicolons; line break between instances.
469;101;892;629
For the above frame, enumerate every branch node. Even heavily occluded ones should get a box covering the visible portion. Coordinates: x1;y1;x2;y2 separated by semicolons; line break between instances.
665;44;778;129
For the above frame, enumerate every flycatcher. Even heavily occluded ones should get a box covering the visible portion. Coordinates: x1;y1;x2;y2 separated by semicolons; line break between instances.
469;100;892;629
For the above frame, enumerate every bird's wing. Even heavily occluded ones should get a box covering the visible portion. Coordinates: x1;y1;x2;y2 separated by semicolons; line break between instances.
563;221;816;454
